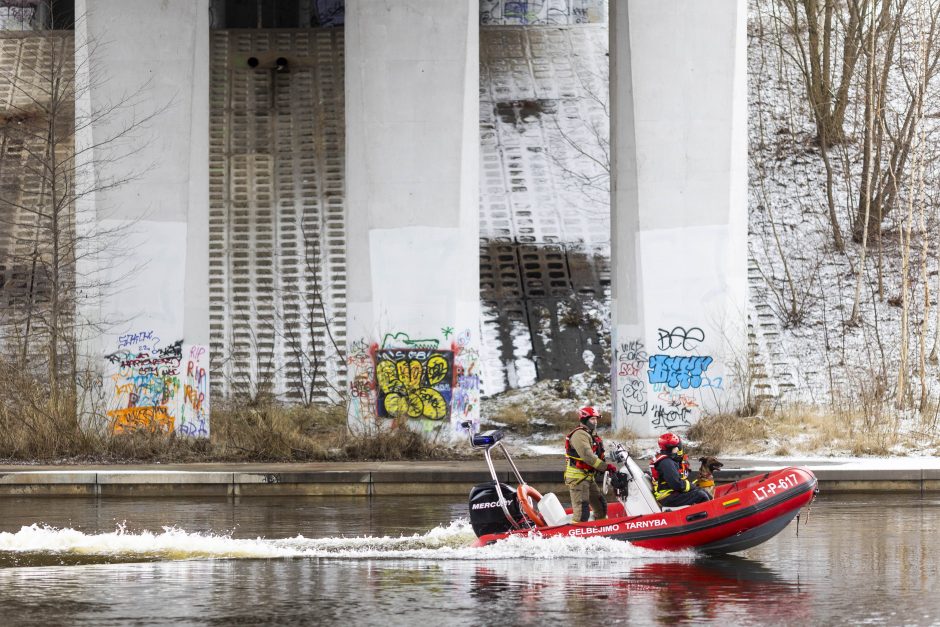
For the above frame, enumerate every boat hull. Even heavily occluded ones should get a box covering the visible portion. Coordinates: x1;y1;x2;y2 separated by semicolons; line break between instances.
472;466;817;555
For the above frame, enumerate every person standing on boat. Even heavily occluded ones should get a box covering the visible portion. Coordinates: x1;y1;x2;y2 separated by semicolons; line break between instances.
650;432;711;507
564;406;618;522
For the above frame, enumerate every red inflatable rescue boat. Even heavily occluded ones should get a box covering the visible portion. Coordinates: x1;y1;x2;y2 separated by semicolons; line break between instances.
461;424;817;554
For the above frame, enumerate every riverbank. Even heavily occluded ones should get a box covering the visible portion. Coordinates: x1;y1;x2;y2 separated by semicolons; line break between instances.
2;457;939;496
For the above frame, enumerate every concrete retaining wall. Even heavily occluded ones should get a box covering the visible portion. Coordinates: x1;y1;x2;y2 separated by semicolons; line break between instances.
1;466;937;497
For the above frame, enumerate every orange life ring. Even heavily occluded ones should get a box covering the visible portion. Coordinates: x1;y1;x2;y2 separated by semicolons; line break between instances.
516;484;546;527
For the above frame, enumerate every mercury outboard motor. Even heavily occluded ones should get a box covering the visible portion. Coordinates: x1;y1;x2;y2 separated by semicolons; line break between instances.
468;482;523;537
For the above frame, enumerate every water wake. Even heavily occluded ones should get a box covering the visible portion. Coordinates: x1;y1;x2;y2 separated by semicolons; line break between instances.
0;520;690;563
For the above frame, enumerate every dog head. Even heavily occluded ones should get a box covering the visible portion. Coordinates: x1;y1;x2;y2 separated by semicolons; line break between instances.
697;456;724;478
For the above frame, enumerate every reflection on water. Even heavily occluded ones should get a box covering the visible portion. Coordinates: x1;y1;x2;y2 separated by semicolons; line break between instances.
0;494;937;625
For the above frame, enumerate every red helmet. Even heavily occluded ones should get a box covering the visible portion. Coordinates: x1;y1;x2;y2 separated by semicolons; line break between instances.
658;432;681;451
579;406;601;421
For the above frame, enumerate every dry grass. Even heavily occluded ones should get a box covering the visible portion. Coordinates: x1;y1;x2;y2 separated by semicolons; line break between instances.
689;400;938;457
0;358;467;463
339;423;460;461
687;412;773;456
210;401;342;461
0;360;91;460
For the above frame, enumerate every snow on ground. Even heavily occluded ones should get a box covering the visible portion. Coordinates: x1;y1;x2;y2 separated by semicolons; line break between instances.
747;0;940;415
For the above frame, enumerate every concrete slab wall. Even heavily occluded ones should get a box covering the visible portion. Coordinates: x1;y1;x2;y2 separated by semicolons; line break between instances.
206;30;348;405
344;0;481;434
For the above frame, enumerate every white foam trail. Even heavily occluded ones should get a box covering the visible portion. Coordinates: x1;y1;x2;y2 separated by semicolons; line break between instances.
0;523;295;560
0;520;692;562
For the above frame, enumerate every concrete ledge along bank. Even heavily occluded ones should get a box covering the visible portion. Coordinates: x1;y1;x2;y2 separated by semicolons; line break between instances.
1;458;939;497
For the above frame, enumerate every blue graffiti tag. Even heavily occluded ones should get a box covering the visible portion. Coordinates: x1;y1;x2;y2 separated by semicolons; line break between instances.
647;355;713;389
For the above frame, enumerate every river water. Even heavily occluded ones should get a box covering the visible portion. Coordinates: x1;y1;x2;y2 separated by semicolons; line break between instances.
0;493;937;626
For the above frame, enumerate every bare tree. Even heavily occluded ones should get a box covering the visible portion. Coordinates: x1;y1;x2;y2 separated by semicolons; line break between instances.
854;1;940;243
781;0;867;146
0;5;168;454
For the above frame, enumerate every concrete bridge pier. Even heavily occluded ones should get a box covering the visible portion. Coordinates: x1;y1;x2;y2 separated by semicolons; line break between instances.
344;0;481;433
609;0;748;437
74;0;211;435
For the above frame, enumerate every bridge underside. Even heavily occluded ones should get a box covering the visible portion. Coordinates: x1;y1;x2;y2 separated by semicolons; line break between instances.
0;0;746;438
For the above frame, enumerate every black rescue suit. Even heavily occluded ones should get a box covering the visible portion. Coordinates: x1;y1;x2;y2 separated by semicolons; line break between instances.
650;450;711;507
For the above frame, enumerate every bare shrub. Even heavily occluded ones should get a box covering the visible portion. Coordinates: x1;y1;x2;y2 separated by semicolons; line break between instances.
605;427;639;457
484;402;571;436
339;424;457;461
0;357;87;459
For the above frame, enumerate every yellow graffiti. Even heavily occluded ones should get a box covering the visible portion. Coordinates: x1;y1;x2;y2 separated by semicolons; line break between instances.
427;354;448;385
376;357;449;420
107;406;174;434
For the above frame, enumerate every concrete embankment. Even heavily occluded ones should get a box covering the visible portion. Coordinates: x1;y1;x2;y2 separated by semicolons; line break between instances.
1;458;939;497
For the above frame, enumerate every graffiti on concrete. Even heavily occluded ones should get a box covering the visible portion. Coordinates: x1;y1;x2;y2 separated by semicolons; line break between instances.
381;332;440;350
347;339;378;421
106;406;175;434
452;328;481;428
105;333;209;436
650;404;693;429
105;337;182;433
375;348;454;420
349;328;480;428
652;383;700;409
647;355;714;390
616;339;648;416
646;323;726;429
656;326;705;352
480;0;605;24
178;344;210;437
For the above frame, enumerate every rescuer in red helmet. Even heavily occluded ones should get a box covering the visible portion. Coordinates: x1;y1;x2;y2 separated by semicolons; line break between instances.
650;432;711;507
564;405;618;522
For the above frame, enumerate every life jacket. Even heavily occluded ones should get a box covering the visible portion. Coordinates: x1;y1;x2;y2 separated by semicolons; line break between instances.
564;425;605;473
649;451;691;501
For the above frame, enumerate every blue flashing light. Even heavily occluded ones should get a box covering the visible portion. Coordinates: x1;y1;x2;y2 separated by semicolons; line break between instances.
471;429;504;447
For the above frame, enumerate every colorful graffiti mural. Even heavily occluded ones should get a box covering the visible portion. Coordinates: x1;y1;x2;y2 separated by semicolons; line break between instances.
644;324;725;429
105;331;209;437
452;328;481;429
376;349;454;420
348;327;481;431
347;339;378;421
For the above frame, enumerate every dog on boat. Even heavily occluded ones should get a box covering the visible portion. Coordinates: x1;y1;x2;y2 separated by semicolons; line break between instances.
694;456;724;497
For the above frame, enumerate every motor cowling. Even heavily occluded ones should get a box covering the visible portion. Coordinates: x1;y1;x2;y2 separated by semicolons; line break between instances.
468;482;523;537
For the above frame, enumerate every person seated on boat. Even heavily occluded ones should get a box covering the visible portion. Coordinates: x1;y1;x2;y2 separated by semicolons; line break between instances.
564;405;618;523
650;432;711;508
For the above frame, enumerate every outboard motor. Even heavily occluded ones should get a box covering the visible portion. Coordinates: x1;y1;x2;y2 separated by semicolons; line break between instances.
460;422;532;537
468;482;523;537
